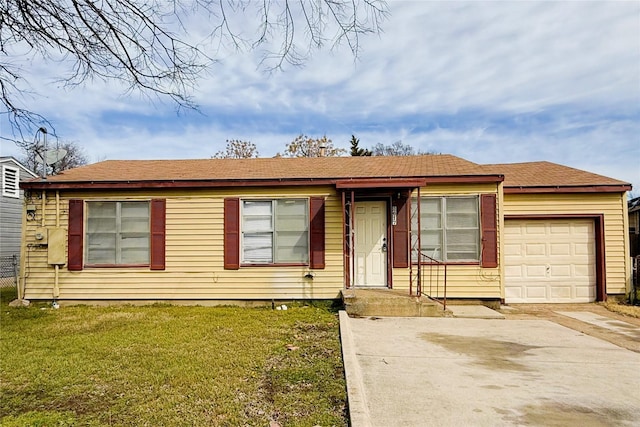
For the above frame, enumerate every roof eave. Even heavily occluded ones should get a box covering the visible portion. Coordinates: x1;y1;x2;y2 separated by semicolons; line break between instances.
504;184;632;194
21;174;505;191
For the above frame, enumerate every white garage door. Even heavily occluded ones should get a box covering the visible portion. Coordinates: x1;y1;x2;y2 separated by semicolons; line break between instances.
504;219;596;303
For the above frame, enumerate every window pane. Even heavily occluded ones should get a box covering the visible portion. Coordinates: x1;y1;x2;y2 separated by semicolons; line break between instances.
447;197;477;213
87;217;117;233
121;202;149;218
415;196;480;262
241;199;309;264
243;201;272;232
422;198;441;214
86;201;150;265
243;233;273;263
120;234;149;264
421;230;443;260
121;202;149;233
444;197;479;261
446;197;478;228
87;202;116;233
275;199;308;263
89;202;117;217
87;233;116;264
86;202;117;264
275;231;309;263
275;199;307;231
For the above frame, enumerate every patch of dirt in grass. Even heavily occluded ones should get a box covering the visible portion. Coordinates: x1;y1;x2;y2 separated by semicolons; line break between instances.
0;385;116;419
251;318;346;425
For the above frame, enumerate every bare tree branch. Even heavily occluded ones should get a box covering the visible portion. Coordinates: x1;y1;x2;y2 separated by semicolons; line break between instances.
1;0;388;142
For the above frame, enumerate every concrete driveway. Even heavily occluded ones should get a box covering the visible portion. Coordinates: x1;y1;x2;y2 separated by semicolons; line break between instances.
340;311;640;427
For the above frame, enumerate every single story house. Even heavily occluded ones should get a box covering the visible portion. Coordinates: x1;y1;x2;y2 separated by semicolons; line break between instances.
18;155;632;304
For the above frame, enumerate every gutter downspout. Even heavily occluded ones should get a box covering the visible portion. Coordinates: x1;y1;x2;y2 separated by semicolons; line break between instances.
53;191;60;299
18;195;28;300
498;181;506;303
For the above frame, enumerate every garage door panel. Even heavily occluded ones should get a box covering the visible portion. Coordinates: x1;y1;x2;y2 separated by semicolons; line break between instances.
525;243;546;256
550;265;571;277
525;286;547;299
550;223;571;234
505;219;596;303
574;243;594;256
550;243;570;256
574;264;595;278
525;224;546;234
572;222;593;234
504;243;522;256
550;286;572;299
505;265;523;279
575;286;595;299
526;265;547;278
505;286;523;300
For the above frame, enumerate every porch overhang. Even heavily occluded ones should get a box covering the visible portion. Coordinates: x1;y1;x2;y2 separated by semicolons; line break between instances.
335;178;428;189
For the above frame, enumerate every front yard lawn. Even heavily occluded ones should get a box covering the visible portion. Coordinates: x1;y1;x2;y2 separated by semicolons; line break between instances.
0;300;346;426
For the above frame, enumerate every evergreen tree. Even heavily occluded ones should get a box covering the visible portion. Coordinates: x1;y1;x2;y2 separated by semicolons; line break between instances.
349;135;372;156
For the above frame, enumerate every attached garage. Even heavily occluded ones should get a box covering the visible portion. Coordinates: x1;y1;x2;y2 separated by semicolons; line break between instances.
504;219;598;303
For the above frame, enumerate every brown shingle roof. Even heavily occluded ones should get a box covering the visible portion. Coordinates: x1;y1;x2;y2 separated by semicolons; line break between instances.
482;161;629;188
42;155;488;182
26;156;630;192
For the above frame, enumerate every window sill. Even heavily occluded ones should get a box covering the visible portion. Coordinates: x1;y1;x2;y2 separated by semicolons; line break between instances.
412;261;480;266
84;264;150;269
241;263;309;268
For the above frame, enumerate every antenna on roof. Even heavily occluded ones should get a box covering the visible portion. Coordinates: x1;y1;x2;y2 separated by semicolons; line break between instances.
35;127;67;179
37;127;47;179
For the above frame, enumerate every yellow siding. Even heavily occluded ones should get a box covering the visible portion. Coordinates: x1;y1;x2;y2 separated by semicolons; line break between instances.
26;183;628;302
22;187;345;301
390;183;502;299
502;193;630;294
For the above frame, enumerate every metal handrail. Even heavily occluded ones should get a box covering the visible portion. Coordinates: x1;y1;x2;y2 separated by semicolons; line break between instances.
418;251;447;310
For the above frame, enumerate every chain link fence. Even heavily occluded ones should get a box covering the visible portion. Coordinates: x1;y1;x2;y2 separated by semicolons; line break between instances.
0;255;19;294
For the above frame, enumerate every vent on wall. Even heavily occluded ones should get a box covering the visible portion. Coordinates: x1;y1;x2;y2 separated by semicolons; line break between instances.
2;166;19;198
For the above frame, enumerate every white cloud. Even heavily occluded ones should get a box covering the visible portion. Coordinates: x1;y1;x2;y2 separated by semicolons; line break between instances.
1;1;638;190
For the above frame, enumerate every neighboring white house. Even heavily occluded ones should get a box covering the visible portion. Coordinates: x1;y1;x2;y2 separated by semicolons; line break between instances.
1;157;37;266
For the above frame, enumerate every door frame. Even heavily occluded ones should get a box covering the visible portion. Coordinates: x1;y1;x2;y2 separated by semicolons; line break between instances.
343;193;394;289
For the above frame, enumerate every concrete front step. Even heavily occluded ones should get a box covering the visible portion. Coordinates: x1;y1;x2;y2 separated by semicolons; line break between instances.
342;288;452;317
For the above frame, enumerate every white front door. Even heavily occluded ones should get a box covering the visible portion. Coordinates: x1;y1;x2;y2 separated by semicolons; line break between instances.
354;201;387;287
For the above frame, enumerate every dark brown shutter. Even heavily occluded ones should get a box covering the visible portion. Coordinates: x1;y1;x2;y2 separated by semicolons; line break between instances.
480;194;498;268
150;199;166;270
393;196;410;268
224;198;240;270
309;197;326;269
67;199;84;271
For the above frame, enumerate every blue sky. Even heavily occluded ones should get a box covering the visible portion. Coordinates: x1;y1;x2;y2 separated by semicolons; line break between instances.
1;1;639;191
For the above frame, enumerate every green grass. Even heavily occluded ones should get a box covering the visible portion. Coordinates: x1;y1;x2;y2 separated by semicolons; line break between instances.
0;301;347;426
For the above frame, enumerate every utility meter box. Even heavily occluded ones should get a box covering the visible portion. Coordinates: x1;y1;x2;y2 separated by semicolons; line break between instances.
34;227;48;245
47;228;67;265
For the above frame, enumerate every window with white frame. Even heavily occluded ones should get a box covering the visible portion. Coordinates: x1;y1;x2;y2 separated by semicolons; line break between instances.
242;199;309;264
412;196;480;262
2;165;19;198
85;201;150;265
